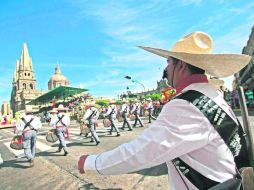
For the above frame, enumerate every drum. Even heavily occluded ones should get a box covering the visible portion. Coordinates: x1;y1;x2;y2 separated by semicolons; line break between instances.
46;129;58;143
144;110;149;117
118;117;124;122
129;114;135;121
103;118;111;128
80;124;90;135
10;135;23;150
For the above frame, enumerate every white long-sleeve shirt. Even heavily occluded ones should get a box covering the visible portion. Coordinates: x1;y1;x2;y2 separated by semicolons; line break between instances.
50;112;70;128
84;83;237;190
15;114;42;133
131;103;140;114
121;103;129;113
83;107;99;122
104;105;117;118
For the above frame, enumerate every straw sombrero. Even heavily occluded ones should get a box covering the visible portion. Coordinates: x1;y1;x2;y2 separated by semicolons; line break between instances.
85;101;96;107
49;108;58;113
109;100;116;104
147;98;152;101
138;31;251;78
25;107;36;114
57;104;68;111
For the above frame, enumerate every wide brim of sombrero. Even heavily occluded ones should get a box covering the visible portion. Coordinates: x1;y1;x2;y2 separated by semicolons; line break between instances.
208;78;225;86
138;46;251;78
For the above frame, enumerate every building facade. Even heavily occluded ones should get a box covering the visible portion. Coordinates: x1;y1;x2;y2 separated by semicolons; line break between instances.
1;101;12;116
236;25;254;89
48;65;69;90
10;43;45;113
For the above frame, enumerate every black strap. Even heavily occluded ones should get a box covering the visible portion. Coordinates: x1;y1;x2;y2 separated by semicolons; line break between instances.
56;115;66;127
172;90;248;189
109;106;115;115
88;109;97;120
21;117;34;131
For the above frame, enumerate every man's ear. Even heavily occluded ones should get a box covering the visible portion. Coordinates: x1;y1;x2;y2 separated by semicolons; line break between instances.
179;61;187;71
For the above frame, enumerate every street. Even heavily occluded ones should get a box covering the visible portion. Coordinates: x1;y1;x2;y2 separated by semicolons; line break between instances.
1;115;254;190
0;117;168;190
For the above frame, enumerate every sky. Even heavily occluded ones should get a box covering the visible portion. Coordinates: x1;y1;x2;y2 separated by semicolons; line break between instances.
0;0;254;105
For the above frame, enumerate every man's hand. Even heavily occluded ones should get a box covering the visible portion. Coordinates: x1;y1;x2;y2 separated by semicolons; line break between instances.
78;155;89;174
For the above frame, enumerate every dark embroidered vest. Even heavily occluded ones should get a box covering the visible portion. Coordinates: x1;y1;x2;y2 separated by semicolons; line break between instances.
172;90;250;189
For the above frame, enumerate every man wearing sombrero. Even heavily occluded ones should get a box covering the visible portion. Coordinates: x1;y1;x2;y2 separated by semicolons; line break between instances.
50;104;70;156
15;108;42;167
78;31;251;189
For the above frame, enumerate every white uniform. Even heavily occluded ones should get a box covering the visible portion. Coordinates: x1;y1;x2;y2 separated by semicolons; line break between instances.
84;83;237;190
50;112;70;153
83;107;100;143
15;114;42;161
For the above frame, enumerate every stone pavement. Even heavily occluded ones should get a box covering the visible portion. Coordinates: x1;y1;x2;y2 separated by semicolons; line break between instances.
1;115;254;190
0;118;169;190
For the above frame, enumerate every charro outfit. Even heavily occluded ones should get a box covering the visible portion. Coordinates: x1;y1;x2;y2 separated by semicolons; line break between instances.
104;105;120;136
120;103;132;131
83;106;100;144
15;114;42;161
131;102;144;127
83;76;239;190
147;101;156;123
50;112;70;154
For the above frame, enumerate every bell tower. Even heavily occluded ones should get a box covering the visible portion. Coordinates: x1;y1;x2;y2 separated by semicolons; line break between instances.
17;43;36;91
11;43;44;113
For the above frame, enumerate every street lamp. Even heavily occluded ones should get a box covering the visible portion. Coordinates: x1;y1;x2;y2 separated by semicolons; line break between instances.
124;75;145;91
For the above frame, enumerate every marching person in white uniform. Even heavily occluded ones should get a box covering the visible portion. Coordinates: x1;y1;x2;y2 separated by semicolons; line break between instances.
120;99;132;131
83;102;100;145
131;99;144;128
78;31;251;189
15;108;42;166
50;104;70;156
104;100;120;136
146;98;156;123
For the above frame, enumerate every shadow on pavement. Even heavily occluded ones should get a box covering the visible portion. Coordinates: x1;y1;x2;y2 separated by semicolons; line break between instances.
0;158;30;169
78;183;123;190
134;163;168;176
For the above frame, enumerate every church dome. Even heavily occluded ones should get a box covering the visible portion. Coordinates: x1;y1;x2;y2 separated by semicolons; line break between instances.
48;65;69;90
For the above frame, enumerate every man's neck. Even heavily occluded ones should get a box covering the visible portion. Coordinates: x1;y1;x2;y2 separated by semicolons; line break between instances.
175;74;208;95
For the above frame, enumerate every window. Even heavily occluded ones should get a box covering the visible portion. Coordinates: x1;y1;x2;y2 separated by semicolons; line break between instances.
23;83;26;89
30;84;33;89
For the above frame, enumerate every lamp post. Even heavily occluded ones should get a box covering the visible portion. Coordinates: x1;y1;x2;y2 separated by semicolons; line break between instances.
124;75;145;91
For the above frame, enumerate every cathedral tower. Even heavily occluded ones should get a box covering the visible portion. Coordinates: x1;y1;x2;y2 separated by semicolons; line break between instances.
11;43;44;113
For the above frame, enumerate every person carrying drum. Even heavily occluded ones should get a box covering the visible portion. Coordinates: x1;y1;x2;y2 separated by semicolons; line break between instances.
120;99;132;131
15;108;42;167
104;100;120;136
50;104;70;156
83;102;100;145
131;99;144;128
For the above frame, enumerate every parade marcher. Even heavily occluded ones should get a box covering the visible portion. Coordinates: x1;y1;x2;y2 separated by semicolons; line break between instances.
120;99;132;131
50;104;70;156
82;102;100;145
48;108;58;123
15;108;42;167
78;31;251;189
131;99;144;127
146;98;156;123
104;100;120;136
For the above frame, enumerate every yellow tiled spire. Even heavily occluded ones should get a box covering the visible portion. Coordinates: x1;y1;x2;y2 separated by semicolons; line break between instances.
19;43;33;71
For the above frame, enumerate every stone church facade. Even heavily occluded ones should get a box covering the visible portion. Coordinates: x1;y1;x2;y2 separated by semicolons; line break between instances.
10;43;45;113
236;25;254;89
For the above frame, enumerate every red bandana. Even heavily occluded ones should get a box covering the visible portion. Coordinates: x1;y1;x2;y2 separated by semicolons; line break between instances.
175;74;208;95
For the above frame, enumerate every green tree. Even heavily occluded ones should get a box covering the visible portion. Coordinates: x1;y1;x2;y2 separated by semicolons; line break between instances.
96;99;109;107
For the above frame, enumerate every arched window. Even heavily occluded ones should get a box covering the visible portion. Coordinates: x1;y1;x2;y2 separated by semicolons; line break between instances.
23;83;26;89
25;73;27;76
28;73;30;77
30;84;33;89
